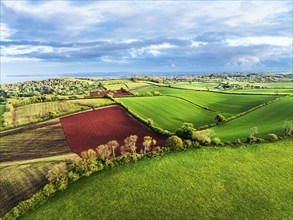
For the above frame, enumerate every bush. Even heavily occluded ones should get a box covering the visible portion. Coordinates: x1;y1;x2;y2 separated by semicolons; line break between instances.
215;114;225;123
212;137;222;146
165;135;183;150
192;129;213;146
146;118;154;126
267;133;278;142
153;91;162;96
48;111;57;119
176;122;196;139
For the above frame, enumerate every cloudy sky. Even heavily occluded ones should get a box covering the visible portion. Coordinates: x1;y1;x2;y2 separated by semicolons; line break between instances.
0;0;292;81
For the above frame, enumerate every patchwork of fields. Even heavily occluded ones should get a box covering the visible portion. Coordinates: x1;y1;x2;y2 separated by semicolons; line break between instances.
1;79;292;219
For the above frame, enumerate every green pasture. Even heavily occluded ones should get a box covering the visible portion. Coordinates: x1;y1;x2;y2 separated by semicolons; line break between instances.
21;141;293;220
225;88;292;94
170;81;219;90
213;97;293;141
118;96;217;131
134;87;277;114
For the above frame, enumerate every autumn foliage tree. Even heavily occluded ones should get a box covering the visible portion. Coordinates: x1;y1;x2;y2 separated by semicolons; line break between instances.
143;136;157;154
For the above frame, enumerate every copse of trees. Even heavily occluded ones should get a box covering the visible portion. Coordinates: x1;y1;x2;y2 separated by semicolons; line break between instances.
215;114;225;123
176;122;196;139
0;78;106;101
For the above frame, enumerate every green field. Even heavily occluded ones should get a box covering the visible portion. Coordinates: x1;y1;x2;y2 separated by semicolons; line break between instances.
134;87;277;115
118;96;217;131
3;98;113;128
21;141;293;220
225;88;292;94
0;104;5;126
213;97;293;141
170;81;219;90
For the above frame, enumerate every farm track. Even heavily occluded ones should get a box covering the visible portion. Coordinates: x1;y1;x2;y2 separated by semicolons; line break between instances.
0;121;59;138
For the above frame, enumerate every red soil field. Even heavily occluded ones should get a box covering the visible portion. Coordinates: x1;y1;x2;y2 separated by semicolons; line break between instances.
59;106;165;155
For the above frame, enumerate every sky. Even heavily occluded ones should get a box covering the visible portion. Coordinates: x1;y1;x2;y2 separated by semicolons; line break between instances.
0;0;292;82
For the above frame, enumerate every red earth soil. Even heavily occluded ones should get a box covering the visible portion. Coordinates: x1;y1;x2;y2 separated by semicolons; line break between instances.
59;106;165;155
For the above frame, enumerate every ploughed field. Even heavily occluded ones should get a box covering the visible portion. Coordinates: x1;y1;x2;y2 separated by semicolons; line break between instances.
21;141;293;220
60;106;165;155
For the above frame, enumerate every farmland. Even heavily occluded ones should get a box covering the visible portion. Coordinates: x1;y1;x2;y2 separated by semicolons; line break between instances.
60;106;165;155
213;96;293;141
133;87;277;114
0;75;292;219
118;96;217;131
0;104;5;126
1;98;113;129
21;140;293;220
0;122;74;216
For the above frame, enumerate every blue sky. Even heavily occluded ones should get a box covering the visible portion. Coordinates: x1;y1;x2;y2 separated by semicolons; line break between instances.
0;0;292;80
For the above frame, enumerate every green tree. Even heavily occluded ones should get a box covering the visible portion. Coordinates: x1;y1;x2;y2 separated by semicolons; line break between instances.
176;122;195;139
165;135;183;150
215;114;225;123
48;111;57;119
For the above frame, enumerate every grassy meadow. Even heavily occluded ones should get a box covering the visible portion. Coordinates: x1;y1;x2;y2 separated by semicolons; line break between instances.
213;96;293;141
118;96;217;131
21;140;293;220
134;87;277;114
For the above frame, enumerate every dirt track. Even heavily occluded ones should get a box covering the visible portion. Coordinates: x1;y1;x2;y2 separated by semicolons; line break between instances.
0;121;60;138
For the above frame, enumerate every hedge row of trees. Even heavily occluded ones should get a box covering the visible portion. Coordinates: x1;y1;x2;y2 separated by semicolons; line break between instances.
0;78;106;100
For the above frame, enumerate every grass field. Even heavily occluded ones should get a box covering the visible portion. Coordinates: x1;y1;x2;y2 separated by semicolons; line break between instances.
170;81;219;90
134;87;277;115
0;104;5;126
118;96;217;131
5;98;113;128
225;88;292;94
213;97;293;141
21;140;293;220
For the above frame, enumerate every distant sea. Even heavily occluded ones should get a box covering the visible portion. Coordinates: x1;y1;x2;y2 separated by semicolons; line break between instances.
0;71;214;84
1;71;291;84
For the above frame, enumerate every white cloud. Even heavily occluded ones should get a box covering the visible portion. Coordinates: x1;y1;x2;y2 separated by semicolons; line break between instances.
2;1;103;34
130;43;176;57
0;23;15;40
1;45;54;56
226;37;292;47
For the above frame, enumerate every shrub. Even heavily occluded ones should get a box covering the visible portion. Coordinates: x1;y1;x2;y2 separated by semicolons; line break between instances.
153;91;162;96
146;118;154;126
47;163;69;190
212;137;222;146
183;139;192;149
192;129;213;146
215;114;225;123
176;122;196;139
267;133;278;142
284;121;292;136
145;91;152;96
42;184;57;197
165;135;183;150
48;111;57;119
